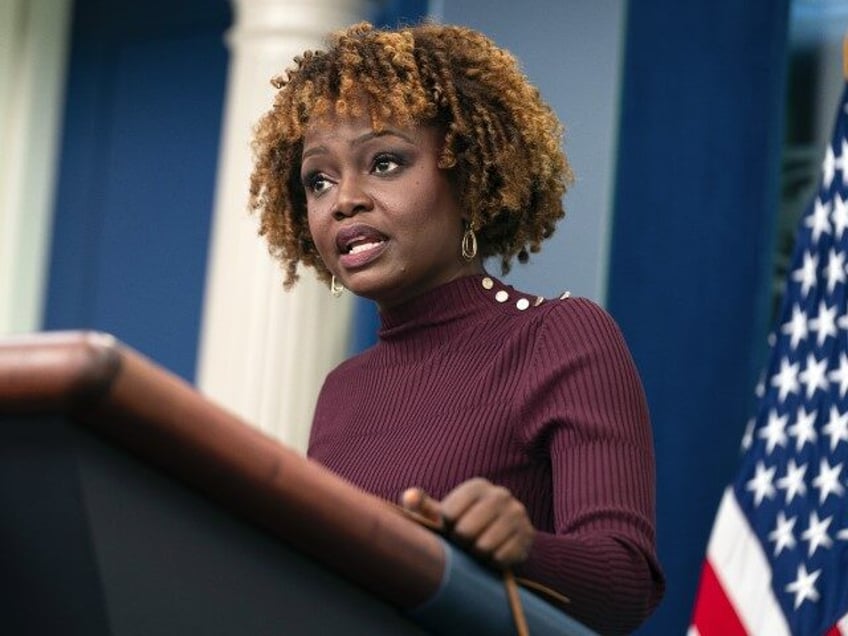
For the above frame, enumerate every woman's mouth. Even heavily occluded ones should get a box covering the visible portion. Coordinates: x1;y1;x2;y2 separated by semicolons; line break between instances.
336;224;389;269
347;240;384;255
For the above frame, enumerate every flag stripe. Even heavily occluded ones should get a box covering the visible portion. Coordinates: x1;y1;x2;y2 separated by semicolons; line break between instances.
691;559;747;636
706;489;790;635
829;612;848;635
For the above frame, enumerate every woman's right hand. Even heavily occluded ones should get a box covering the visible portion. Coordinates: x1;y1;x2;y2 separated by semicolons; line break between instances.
401;478;535;569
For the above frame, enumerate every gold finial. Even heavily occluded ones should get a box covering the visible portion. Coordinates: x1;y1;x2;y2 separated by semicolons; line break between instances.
844;34;848;80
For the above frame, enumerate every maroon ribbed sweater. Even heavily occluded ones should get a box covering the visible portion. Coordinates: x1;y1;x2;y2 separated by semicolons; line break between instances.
308;275;664;634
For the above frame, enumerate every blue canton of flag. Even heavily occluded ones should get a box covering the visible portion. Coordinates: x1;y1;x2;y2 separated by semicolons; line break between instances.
733;84;848;634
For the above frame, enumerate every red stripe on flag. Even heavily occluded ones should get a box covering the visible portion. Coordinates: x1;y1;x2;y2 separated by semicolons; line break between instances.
691;560;748;636
825;625;842;636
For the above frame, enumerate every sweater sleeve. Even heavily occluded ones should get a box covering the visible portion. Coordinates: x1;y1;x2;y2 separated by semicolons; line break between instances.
515;298;665;635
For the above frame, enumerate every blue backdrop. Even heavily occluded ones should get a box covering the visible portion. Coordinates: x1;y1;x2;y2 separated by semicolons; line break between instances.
45;0;231;381
607;2;792;634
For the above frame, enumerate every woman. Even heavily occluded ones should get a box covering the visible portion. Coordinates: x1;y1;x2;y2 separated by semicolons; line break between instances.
249;21;664;635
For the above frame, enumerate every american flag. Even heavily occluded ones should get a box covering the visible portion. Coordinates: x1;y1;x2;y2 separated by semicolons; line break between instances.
689;85;848;635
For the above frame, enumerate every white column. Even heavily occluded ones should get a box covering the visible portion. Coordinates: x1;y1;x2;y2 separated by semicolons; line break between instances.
197;0;370;452
0;0;72;334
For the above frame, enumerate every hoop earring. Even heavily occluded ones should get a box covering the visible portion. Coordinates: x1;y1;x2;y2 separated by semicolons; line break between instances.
330;275;344;297
461;225;478;261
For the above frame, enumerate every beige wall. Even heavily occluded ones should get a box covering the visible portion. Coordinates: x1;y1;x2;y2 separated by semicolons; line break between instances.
0;0;72;335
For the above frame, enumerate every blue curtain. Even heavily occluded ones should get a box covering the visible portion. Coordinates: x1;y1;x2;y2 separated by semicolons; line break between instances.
45;0;230;381
607;3;791;633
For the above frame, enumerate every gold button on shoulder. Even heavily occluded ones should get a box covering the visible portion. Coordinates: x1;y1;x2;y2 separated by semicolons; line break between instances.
559;291;572;300
516;298;530;311
533;296;545;307
495;290;509;303
481;277;494;290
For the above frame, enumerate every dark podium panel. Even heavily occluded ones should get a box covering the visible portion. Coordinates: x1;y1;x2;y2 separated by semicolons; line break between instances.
0;332;441;635
1;331;600;636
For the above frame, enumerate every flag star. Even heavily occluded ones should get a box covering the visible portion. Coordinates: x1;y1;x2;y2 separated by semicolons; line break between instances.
758;410;788;454
828;353;848;398
824;248;847;292
788;407;818;451
805;197;831;243
791;252;818;298
799;353;829;399
832;193;848;239
809;301;838;347
822;405;848;451
755;373;766;399
812;458;845;504
785;563;821;609
768;511;797;556
801;511;834;557
746;461;777;506
780;304;809;350
770;358;800;402
838;526;848;541
776;459;808;504
741;417;755;452
823;143;836;189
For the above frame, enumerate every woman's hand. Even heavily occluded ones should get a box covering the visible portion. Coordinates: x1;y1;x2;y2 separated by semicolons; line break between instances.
401;478;535;569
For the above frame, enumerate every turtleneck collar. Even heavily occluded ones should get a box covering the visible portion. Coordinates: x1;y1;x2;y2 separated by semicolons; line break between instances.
378;274;497;342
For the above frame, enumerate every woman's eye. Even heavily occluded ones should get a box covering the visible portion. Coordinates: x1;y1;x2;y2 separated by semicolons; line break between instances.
305;173;331;195
373;154;401;175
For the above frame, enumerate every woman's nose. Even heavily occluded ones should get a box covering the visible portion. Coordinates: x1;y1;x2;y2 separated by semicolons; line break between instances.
333;175;372;220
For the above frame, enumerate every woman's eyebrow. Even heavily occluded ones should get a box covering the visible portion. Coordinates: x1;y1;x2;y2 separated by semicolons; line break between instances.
302;145;327;161
351;129;416;146
302;129;416;162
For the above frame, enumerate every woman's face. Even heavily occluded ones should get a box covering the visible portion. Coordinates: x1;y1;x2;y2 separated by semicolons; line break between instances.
301;112;481;310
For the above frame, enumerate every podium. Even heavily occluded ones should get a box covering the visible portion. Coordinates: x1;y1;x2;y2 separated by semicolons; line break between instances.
0;332;598;635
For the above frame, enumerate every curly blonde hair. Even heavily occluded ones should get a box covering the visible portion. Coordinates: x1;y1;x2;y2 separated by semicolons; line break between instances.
249;21;573;287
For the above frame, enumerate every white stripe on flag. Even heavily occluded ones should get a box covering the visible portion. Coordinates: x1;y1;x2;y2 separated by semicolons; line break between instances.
687;626;701;636
707;488;790;635
837;612;848;634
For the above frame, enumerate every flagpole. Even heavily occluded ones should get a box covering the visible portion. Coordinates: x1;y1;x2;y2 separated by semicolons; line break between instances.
844;33;848;79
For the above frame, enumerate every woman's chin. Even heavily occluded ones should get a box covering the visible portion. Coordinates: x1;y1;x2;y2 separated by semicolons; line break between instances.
343;278;408;310
340;277;388;302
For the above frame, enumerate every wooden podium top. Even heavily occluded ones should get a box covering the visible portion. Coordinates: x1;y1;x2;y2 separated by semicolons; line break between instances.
0;331;444;610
